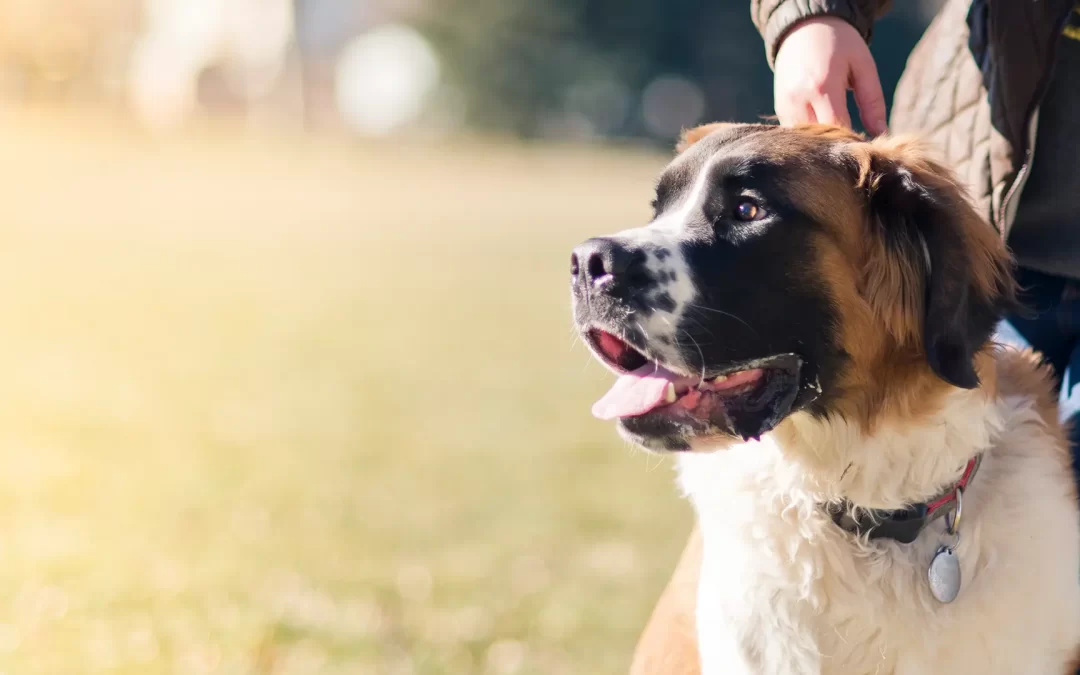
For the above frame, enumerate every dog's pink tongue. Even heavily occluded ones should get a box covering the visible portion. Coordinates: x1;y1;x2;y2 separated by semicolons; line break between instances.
592;363;681;420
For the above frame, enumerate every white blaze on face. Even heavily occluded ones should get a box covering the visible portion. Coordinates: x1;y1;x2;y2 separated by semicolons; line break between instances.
609;155;715;367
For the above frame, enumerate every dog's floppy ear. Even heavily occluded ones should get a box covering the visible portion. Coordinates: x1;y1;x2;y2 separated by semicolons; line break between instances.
855;137;1016;389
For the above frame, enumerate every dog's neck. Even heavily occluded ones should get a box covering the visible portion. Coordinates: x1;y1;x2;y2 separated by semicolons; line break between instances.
681;382;1000;513
779;384;999;510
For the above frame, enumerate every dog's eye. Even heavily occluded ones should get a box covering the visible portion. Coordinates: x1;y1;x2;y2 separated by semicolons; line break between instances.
734;200;766;222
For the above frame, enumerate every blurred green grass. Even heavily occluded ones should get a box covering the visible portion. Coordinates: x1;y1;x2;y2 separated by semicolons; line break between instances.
0;110;692;674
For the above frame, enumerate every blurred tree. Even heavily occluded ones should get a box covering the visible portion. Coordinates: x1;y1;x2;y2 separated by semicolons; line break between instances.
0;0;943;141
421;0;941;144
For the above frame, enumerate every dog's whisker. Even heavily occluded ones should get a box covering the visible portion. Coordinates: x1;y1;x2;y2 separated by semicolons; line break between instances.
677;327;707;384
686;303;760;338
675;313;716;338
670;314;716;376
645;452;667;473
580;353;594;374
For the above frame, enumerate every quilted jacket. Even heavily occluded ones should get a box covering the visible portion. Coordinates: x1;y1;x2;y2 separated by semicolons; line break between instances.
750;0;1075;237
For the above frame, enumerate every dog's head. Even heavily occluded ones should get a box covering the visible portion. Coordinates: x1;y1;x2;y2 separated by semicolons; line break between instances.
571;123;1015;452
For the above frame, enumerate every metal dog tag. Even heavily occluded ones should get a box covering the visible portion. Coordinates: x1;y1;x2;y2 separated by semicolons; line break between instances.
928;546;961;603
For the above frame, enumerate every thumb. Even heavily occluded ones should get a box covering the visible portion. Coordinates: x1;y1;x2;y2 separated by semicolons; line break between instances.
850;53;888;136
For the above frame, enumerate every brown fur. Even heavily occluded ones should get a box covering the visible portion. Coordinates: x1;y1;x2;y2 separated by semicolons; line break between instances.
629;526;702;675
676;123;735;153
800;234;959;434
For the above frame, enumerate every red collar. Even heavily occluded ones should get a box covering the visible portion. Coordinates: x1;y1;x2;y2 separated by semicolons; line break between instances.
828;455;982;544
925;455;980;518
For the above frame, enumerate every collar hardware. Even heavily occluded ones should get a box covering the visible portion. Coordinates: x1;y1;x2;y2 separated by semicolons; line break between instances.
827;455;981;545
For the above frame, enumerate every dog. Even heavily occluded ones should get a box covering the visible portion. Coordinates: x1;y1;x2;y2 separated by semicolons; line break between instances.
569;123;1080;674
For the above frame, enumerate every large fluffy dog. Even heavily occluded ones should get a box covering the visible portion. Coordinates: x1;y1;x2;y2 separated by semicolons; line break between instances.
570;123;1080;674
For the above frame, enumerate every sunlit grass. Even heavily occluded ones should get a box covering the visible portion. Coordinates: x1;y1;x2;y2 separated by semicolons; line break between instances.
0;109;692;674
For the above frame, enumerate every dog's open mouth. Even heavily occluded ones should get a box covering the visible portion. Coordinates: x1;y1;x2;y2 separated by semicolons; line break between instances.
585;328;807;448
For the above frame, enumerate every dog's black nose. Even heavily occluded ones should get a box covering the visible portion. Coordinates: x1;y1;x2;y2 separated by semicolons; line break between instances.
571;238;636;289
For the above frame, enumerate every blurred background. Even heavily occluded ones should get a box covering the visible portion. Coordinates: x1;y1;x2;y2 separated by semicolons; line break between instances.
0;1;940;673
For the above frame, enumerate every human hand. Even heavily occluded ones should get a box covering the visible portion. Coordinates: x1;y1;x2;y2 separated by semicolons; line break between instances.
773;16;888;136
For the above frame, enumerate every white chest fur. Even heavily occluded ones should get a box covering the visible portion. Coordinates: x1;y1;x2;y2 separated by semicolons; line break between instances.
677;393;1080;675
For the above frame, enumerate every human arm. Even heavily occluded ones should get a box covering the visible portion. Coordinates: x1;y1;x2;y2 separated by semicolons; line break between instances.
750;0;893;135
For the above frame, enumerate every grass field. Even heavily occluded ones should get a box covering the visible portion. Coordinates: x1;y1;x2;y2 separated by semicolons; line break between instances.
0;109;693;674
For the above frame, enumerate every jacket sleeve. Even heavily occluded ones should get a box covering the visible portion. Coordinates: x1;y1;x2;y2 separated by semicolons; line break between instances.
751;0;893;68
